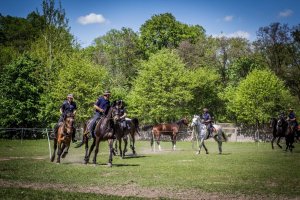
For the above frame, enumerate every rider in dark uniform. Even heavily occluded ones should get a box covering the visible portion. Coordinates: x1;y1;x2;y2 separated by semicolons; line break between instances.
89;90;111;138
116;100;129;130
53;94;77;142
202;108;213;138
287;108;298;131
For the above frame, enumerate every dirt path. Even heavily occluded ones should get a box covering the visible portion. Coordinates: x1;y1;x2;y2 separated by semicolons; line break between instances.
0;179;293;200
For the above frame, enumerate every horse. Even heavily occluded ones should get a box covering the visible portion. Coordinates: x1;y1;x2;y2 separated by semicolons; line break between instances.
285;122;296;152
190;115;227;154
50;113;75;163
151;117;189;151
113;117;140;158
269;117;288;149
75;103;119;167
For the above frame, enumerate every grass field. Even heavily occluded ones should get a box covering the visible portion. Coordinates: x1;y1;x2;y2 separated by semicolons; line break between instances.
0;139;299;199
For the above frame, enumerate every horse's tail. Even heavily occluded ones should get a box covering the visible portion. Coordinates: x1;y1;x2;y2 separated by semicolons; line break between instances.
222;131;228;142
131;118;140;136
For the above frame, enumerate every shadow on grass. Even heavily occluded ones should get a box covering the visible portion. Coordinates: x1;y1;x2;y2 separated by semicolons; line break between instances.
123;155;148;159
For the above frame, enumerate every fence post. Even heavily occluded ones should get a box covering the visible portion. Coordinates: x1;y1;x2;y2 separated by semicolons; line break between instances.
46;128;52;159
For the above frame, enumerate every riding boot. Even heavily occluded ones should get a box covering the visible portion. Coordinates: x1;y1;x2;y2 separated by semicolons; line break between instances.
51;124;59;139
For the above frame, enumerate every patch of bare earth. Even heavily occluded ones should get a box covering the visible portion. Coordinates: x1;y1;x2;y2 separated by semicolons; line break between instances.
0;179;296;200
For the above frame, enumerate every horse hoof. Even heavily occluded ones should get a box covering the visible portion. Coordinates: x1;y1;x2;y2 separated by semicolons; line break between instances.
196;151;200;155
107;163;112;167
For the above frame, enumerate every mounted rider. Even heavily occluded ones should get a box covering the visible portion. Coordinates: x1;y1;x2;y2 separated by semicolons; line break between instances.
202;108;214;138
287;108;298;132
116;100;130;131
53;94;77;143
89;90;111;138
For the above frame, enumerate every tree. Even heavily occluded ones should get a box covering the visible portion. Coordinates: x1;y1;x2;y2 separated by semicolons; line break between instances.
139;13;205;56
187;67;223;119
38;51;109;126
127;49;192;123
225;69;292;125
254;23;292;77
93;27;141;89
176;36;218;69
0;55;43;128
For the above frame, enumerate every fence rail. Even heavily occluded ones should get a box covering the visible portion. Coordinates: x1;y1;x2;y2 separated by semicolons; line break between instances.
0;124;274;142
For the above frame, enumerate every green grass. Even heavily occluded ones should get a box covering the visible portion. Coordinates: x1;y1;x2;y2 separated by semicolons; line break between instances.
0;139;299;199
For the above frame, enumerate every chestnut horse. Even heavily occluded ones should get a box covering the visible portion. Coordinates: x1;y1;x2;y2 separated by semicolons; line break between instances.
113;118;140;158
51;113;75;163
151;117;189;151
75;103;119;167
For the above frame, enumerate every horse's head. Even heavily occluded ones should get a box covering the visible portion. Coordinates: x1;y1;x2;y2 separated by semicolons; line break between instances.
63;113;75;134
190;115;200;128
181;117;189;126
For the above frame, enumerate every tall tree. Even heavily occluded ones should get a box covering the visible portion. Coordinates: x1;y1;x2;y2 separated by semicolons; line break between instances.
225;69;292;125
0;55;43;128
139;13;205;56
93;27;141;89
127;49;192;123
254;23;292;77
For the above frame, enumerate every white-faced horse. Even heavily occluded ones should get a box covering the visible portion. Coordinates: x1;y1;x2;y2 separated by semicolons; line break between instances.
190;115;227;154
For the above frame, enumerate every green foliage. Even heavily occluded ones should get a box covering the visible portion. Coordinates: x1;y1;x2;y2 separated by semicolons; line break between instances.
225;69;292;124
227;55;267;86
93;27;141;89
127;49;192;123
188;67;223;118
39;51;108;126
0;55;43;128
140;13;205;56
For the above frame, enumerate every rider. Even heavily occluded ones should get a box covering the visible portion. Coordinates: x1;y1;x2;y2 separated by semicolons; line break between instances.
89;90;111;138
116;100;129;130
287;108;298;131
202;108;213;138
53;94;77;143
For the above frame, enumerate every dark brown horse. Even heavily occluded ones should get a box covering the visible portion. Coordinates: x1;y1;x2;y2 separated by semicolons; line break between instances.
285;122;296;152
75;103;119;167
113;118;140;158
51;113;75;163
269;117;288;149
151;117;189;151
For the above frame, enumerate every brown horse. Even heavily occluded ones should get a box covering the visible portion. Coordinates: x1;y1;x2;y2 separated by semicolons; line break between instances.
151;117;189;151
114;118;140;158
51;113;75;163
75;103;119;167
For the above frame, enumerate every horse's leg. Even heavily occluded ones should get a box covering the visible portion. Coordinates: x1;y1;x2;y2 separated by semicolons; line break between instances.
157;135;161;151
56;142;62;163
197;137;204;154
217;130;223;154
172;134;177;151
83;135;89;164
114;139;118;155
118;138;123;158
108;139;113;167
62;143;69;158
85;138;95;164
92;137;100;165
277;136;282;149
271;136;276;149
50;139;57;162
123;136;128;158
130;132;136;155
150;132;154;151
202;141;208;154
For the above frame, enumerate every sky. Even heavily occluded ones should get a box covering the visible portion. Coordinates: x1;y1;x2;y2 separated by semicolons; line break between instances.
1;0;300;47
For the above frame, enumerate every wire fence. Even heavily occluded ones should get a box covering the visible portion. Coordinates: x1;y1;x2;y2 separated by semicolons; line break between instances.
0;123;275;142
